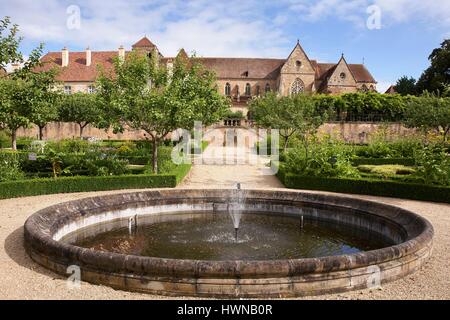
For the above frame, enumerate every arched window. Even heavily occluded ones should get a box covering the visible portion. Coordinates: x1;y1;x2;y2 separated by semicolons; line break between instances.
360;84;369;92
245;83;251;96
291;78;305;95
256;85;260;96
265;83;271;93
225;83;231;96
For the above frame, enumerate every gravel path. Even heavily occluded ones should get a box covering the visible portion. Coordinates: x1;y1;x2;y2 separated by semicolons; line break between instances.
1;188;449;300
1;142;449;299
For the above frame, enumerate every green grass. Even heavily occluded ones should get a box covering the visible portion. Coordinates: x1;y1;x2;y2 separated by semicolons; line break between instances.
357;165;416;176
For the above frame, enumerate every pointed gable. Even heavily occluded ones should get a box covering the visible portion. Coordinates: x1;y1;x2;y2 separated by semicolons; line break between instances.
326;55;357;86
281;40;315;74
132;36;157;49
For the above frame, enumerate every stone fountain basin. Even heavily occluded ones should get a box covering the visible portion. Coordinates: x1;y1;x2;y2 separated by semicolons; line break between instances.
24;189;434;298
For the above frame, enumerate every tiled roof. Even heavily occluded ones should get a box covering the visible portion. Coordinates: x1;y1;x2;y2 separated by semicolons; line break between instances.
36;50;376;83
314;62;376;83
132;37;156;49
193;57;286;80
36;51;121;82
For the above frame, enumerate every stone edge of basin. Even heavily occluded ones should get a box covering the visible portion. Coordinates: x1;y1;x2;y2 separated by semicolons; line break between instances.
23;189;434;298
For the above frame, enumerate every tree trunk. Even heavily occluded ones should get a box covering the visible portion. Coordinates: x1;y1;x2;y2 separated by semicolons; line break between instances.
79;123;85;138
283;136;289;151
152;138;158;174
11;129;17;151
38;125;45;140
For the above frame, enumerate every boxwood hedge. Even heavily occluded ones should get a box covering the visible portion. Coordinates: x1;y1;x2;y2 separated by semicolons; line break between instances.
0;164;191;200
277;170;450;204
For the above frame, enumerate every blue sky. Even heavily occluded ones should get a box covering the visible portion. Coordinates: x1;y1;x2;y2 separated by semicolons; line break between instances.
1;0;449;92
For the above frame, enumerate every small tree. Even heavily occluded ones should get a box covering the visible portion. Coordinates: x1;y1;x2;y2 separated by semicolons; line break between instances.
0;17;57;146
0;78;31;149
58;92;101;138
97;50;229;173
404;94;450;141
249;93;327;153
28;69;60;140
395;76;417;96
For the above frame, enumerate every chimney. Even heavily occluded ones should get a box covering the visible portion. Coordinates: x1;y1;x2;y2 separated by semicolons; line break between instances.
62;47;69;67
86;47;92;66
118;45;125;62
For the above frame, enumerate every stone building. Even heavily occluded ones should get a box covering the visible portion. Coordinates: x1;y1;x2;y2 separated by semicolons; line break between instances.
37;37;377;115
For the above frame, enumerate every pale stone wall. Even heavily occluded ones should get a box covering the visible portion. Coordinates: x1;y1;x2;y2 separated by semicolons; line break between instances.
319;122;415;144
17;121;414;144
279;44;316;95
216;79;278;96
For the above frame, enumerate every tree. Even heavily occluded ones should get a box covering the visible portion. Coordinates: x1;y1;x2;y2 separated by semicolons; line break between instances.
395;76;417;96
416;40;450;94
58;92;101;138
404;94;450;141
0;17;58;146
0;78;32;149
0;16;22;69
249;93;327;153
96;50;229;173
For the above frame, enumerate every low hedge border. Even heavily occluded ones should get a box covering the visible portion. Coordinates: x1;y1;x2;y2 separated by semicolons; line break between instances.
352;158;415;166
0;164;191;200
277;171;450;204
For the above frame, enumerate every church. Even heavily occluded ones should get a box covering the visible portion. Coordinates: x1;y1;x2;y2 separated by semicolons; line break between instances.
38;37;377;114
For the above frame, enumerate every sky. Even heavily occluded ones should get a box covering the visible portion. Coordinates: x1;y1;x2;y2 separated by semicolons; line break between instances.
1;0;449;93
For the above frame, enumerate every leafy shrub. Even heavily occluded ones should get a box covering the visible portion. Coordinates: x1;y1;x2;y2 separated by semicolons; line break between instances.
83;152;130;176
0;152;25;182
413;144;450;186
283;138;360;178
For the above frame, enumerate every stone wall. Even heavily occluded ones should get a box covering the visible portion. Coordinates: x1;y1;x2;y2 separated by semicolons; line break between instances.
16;121;414;144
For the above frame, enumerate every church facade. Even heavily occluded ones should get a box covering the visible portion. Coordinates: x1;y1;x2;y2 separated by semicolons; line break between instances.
38;37;377;114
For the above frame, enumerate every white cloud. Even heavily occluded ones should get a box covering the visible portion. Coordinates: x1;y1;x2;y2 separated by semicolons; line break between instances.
0;0;289;57
285;0;450;30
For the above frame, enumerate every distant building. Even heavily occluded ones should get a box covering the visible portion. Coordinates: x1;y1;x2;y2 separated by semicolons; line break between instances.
37;37;377;114
385;85;397;94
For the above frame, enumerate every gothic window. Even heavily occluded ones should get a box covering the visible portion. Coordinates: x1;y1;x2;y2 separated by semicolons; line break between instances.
265;83;271;93
245;83;251;96
225;83;231;96
290;78;305;95
360;84;369;92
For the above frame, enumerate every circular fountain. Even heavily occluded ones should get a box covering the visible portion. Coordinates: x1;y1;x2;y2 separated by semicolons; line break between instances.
24;189;433;298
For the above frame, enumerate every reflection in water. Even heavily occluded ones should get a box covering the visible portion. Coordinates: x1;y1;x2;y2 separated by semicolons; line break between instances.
66;212;394;261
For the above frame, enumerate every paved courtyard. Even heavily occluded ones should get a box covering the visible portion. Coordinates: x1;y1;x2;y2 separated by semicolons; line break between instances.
0;141;449;299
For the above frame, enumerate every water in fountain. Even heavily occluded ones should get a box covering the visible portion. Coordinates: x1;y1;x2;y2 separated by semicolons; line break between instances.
228;183;244;241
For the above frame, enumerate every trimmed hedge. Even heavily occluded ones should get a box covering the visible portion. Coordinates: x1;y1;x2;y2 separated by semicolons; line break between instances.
0;164;191;200
352;158;415;166
278;171;450;204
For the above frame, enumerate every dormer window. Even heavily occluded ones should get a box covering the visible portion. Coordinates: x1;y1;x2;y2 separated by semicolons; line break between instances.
340;72;346;79
243;71;249;77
